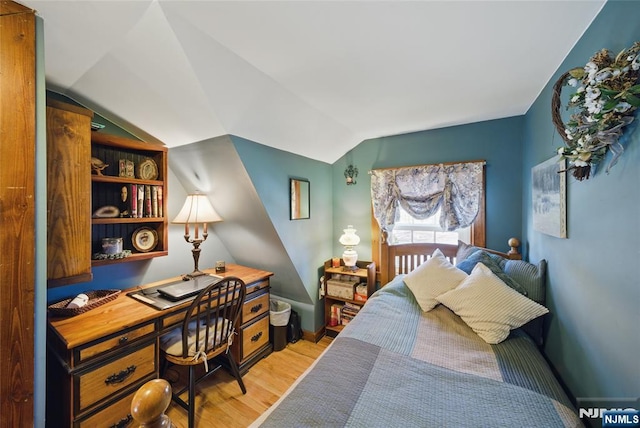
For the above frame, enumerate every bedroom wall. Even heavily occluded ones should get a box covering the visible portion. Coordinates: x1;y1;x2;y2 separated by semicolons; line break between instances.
331;116;525;261
232;136;334;331
522;0;639;400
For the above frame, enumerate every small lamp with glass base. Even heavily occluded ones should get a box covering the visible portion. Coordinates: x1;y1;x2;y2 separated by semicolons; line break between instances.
339;225;360;272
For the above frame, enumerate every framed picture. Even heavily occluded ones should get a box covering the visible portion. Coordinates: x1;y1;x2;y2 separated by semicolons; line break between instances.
290;178;310;220
532;156;567;238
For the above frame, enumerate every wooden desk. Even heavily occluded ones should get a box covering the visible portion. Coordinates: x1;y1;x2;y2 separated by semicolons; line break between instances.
47;264;273;427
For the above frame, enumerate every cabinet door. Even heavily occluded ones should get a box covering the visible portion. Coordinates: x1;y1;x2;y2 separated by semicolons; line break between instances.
47;101;93;287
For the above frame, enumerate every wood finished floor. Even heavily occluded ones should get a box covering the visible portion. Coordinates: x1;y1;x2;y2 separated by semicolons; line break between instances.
163;337;331;428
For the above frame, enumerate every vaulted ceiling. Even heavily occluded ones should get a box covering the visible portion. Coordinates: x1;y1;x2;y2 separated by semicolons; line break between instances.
24;0;605;164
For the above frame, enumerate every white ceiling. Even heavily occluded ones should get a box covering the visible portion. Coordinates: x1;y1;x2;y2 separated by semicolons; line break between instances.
25;0;605;164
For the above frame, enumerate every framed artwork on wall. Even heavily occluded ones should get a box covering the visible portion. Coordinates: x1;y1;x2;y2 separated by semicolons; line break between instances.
532;156;567;238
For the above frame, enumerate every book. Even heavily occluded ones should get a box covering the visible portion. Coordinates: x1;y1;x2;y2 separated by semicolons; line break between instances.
130;184;137;218
330;303;342;327
145;185;151;217
137;185;144;218
157;186;163;217
151;186;158;217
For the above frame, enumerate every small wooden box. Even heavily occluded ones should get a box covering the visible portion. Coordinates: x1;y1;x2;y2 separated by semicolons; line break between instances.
327;279;358;300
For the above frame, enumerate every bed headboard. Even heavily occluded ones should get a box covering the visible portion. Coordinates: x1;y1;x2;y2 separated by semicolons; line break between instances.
385;238;521;282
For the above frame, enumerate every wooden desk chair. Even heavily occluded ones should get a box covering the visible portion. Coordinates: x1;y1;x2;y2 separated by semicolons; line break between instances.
160;276;246;428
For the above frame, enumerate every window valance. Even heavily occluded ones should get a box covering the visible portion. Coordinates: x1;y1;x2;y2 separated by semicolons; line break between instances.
370;161;484;234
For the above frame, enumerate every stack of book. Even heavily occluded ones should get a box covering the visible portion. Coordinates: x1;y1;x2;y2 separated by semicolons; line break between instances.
340;302;361;325
122;184;163;218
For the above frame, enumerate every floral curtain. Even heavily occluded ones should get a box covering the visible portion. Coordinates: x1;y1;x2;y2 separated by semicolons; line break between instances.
370;161;484;234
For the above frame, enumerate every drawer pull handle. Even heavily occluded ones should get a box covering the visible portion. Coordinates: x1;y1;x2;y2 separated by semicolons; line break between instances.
118;336;128;345
110;414;133;428
250;303;263;313
251;331;263;342
105;365;136;385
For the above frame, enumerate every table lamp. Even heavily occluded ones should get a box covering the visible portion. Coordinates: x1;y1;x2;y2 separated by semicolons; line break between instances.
172;192;222;280
339;225;360;271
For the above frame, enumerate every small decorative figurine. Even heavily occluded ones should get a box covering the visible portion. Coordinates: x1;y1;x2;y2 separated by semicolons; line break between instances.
91;157;109;175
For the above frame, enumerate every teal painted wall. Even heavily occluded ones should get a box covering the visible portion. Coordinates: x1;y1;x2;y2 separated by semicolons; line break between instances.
232;136;334;331
522;0;640;399
331;116;525;260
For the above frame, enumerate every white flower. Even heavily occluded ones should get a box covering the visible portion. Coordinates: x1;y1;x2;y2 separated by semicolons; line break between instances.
564;129;574;140
557;147;566;155
568;78;578;87
614;102;632;113
571;95;580;103
574;160;589;167
613;68;621;77
577;86;585;94
595;70;611;81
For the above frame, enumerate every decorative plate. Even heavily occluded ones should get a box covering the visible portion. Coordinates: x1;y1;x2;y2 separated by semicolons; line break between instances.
132;227;158;252
137;158;158;180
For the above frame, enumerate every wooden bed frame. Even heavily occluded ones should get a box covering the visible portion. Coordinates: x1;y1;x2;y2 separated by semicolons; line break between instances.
382;238;521;285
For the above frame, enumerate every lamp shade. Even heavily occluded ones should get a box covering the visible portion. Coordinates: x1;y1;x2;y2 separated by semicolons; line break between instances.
339;225;360;247
172;193;222;224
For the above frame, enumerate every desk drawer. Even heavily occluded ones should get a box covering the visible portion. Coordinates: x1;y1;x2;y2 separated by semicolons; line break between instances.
76;388;137;428
79;322;155;363
246;279;269;296
78;342;155;412
242;292;269;324
240;315;269;360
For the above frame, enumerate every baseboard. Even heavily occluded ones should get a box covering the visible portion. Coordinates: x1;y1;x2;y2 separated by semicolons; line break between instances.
301;328;325;343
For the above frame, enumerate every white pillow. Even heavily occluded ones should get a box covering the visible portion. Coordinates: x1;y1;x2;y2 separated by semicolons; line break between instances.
436;263;549;344
403;248;468;312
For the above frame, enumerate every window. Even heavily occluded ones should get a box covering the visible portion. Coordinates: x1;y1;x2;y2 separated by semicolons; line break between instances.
390;206;471;246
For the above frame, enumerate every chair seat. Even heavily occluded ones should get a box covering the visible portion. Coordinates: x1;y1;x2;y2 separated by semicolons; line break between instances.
160;318;231;358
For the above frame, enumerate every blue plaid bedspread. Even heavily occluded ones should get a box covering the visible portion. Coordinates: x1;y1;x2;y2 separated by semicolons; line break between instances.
255;276;582;428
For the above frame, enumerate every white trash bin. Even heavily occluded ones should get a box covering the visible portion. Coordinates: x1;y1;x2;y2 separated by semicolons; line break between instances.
269;300;291;351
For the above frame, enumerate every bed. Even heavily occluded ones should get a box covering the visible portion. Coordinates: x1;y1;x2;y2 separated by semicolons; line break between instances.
252;240;583;427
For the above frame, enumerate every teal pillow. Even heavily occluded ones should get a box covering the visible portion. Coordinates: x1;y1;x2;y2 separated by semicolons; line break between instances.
455;250;528;296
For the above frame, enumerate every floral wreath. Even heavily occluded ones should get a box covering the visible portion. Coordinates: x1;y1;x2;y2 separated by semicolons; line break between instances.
553;42;640;180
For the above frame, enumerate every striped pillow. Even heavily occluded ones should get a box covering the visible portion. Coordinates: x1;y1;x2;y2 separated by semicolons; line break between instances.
436;263;548;344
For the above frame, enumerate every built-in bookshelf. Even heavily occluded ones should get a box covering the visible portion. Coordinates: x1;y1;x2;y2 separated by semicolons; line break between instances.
90;132;168;266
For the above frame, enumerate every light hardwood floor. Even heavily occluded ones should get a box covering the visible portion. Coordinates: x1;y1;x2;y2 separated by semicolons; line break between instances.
163;337;331;427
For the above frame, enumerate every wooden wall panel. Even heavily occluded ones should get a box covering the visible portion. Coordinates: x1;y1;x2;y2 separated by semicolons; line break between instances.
46;100;93;286
0;1;36;426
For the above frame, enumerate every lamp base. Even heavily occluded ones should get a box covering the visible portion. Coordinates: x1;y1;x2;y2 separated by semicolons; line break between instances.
181;269;208;281
342;248;358;271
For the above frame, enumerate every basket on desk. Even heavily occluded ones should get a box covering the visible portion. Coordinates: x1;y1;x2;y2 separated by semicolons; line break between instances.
48;289;121;317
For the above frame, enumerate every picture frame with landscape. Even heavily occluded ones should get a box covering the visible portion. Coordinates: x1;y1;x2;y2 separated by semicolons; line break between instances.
532;156;567;238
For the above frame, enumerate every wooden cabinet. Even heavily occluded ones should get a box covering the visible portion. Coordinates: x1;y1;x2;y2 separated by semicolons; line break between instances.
230;276;272;374
90;132;168;265
47;99;94;287
47;265;272;426
47;320;158;427
323;260;376;338
1;2;37;424
46;100;169;286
